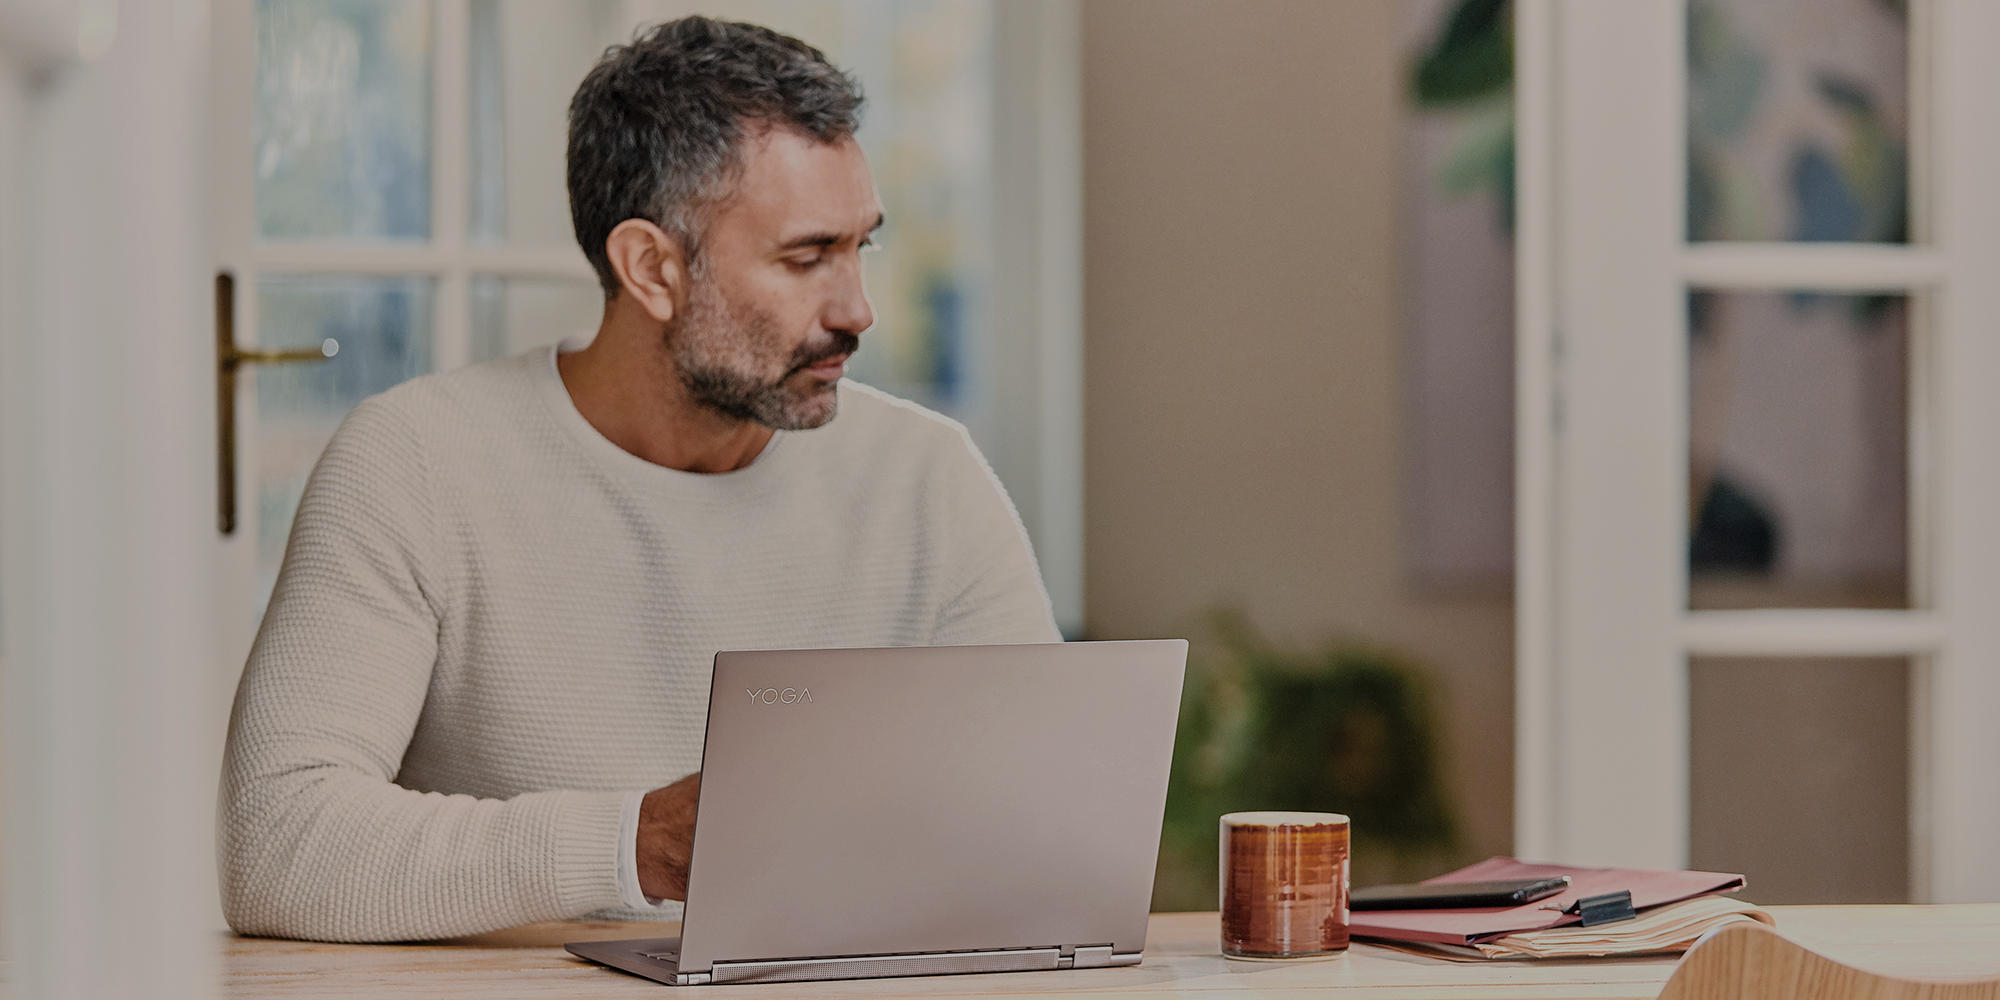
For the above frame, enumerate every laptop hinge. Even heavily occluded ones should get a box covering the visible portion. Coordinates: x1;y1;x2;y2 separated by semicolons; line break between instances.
709;947;1063;984
1069;945;1116;969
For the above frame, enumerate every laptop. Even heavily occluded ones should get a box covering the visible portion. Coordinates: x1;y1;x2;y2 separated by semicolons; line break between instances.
566;639;1187;986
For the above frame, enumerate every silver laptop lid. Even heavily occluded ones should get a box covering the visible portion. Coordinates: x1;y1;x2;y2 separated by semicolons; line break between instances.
675;640;1187;976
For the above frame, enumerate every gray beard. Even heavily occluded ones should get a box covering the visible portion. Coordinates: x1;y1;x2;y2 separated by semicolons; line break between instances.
676;359;833;430
666;287;853;431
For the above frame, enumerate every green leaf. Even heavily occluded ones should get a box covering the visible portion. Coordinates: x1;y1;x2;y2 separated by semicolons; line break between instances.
1411;0;1513;106
1687;2;1767;141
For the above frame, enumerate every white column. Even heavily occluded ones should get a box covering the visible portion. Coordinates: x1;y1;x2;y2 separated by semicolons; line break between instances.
0;2;219;997
1925;0;2000;904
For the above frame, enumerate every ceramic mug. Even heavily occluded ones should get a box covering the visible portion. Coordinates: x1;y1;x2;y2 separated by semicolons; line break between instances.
1218;811;1351;959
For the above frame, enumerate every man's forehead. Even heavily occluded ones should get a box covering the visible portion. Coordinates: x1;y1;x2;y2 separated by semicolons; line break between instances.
720;126;881;240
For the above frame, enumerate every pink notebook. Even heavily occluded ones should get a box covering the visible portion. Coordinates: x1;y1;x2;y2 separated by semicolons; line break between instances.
1348;856;1746;946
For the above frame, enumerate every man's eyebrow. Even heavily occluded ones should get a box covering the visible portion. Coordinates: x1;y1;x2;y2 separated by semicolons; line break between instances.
776;213;887;252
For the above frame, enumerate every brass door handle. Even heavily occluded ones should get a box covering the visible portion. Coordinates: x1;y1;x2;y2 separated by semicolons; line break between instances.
215;271;339;535
223;343;340;368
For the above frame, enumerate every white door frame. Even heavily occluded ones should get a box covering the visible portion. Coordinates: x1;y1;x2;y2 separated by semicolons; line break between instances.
1920;0;2000;904
1514;0;1687;872
1515;0;2000;902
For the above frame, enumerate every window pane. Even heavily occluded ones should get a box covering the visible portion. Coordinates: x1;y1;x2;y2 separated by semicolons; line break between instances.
255;277;434;610
467;0;628;246
1690;657;1909;903
1688;291;1909;610
469;275;603;361
1687;0;1909;243
256;0;433;240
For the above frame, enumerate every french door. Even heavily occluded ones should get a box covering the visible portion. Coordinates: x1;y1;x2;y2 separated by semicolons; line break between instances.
1516;0;2000;902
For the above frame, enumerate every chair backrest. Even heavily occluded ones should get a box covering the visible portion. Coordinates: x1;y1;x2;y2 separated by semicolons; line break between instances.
1659;922;2000;1000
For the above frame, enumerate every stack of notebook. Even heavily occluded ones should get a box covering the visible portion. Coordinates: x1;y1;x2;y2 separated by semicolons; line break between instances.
1351;857;1770;960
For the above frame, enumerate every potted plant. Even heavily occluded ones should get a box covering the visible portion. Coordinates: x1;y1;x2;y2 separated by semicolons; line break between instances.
1153;610;1461;911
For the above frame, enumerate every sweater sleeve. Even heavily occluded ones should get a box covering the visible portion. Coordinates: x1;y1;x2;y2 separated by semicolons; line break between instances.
217;397;629;942
929;426;1063;646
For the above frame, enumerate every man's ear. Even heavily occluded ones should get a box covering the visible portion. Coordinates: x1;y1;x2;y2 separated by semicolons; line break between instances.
604;219;688;324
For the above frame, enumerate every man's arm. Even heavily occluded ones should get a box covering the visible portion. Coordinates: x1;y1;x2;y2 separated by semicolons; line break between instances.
929;427;1062;646
218;399;634;942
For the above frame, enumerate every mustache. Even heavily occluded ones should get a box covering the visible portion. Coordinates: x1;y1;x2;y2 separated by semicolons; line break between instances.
787;331;860;373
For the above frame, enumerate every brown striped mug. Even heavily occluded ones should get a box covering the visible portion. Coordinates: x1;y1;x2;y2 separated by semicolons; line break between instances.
1218;811;1351;959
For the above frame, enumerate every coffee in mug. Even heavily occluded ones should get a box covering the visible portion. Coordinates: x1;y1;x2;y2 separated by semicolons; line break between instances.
1218;811;1351;958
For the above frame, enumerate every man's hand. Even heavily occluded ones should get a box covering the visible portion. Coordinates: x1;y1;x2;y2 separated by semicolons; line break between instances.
637;772;701;901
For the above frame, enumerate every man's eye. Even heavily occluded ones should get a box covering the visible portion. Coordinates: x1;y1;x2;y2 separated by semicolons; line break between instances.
788;254;825;270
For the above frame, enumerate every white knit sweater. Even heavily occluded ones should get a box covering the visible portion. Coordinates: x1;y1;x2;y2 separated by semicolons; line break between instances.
217;344;1059;942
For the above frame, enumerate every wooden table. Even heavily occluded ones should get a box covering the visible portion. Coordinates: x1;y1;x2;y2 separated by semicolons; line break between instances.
224;906;2000;999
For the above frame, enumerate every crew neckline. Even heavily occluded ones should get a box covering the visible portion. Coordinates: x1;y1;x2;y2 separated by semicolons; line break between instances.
530;337;796;498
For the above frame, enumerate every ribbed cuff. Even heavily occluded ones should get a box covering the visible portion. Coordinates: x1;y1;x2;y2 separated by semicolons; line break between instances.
551;789;630;917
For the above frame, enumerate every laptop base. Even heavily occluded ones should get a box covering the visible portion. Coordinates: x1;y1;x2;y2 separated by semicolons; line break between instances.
564;937;1140;986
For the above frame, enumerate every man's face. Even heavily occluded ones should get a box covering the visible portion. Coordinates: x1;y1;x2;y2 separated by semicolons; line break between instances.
668;126;882;431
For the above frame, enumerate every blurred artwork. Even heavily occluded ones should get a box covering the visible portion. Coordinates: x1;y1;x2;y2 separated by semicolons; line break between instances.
1399;0;1911;603
1687;0;1908;244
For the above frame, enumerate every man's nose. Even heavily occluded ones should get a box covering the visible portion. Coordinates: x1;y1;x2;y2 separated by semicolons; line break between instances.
827;258;875;336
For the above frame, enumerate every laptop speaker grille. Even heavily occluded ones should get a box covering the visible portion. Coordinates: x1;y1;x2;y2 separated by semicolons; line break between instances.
709;947;1063;984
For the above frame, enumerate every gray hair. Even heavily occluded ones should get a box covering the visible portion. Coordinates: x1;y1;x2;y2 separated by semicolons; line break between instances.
566;16;865;296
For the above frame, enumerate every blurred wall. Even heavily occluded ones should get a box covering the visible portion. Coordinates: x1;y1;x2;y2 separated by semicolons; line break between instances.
1079;0;1514;873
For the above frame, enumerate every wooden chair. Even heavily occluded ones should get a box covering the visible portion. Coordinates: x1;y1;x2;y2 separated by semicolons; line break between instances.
1659;922;2000;1000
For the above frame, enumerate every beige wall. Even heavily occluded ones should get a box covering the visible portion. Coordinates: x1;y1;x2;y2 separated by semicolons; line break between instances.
1079;0;1515;874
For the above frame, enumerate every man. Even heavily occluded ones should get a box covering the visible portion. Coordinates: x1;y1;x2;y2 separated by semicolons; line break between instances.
218;17;1058;943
